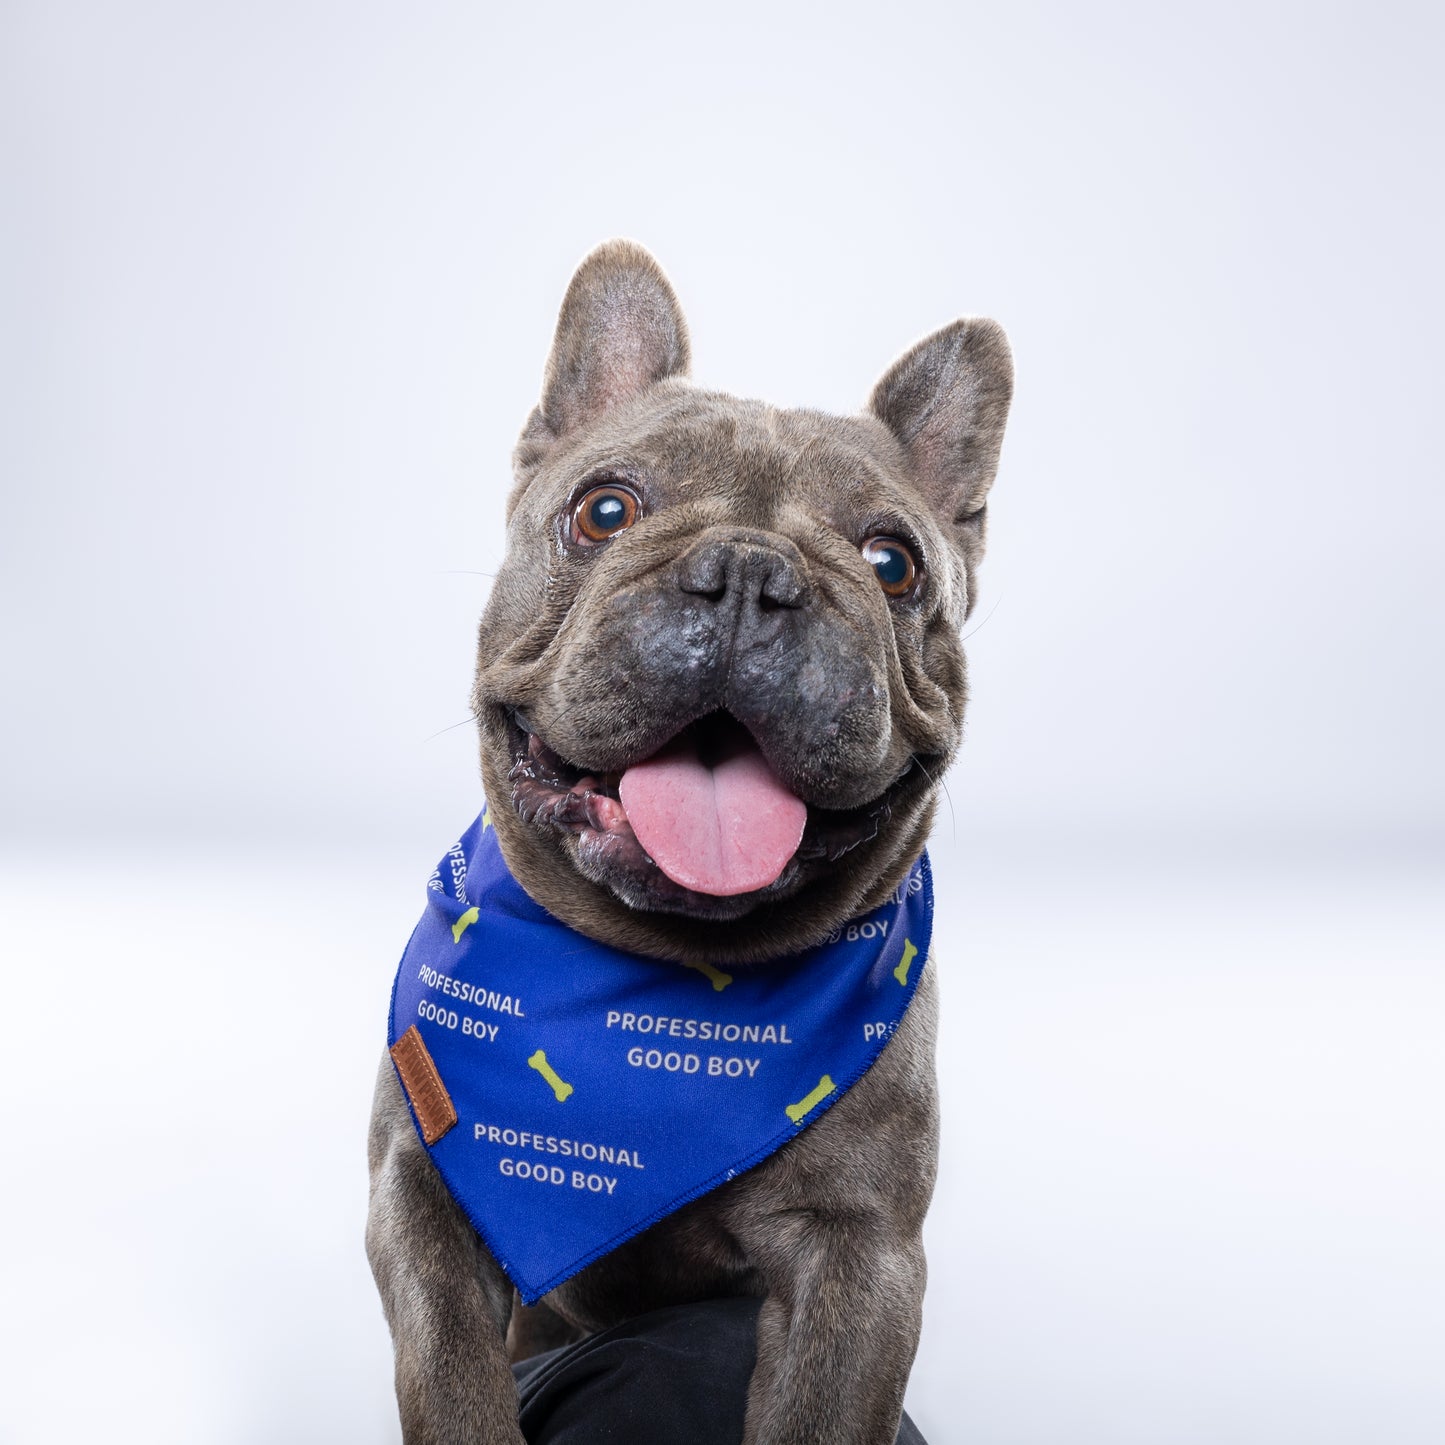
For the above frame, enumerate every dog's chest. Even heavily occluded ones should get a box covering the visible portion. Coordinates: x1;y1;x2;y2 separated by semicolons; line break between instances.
542;965;941;1334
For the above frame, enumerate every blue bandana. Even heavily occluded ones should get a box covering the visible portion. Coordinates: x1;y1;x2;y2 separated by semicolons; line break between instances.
387;808;933;1304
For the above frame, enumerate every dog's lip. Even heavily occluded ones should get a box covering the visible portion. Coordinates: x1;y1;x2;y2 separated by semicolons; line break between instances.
510;707;762;779
509;710;623;796
503;705;914;869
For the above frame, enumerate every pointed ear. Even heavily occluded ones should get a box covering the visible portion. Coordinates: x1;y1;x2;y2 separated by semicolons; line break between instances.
515;240;690;473
869;318;1014;560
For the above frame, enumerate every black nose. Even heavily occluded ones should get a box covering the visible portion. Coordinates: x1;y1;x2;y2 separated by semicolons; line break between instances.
677;532;808;612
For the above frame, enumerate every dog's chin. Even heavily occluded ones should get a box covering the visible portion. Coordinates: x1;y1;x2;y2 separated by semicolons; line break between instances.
500;707;913;923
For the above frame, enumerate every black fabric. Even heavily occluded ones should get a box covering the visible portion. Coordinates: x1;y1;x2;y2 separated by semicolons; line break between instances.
513;1297;928;1444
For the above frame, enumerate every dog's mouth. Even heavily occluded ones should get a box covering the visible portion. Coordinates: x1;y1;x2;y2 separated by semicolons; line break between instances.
506;709;907;913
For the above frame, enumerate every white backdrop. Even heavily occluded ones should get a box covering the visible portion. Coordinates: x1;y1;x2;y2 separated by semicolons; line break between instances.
2;2;1442;1442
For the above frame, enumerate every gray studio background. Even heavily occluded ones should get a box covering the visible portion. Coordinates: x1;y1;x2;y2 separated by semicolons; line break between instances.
2;2;1441;1443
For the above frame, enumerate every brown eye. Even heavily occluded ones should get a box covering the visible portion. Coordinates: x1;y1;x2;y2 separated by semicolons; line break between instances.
573;485;640;544
861;536;918;597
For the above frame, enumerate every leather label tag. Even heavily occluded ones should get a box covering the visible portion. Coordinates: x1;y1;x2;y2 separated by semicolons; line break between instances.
390;1024;458;1145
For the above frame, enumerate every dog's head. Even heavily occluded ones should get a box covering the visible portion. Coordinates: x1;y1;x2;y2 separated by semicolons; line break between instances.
472;242;1011;963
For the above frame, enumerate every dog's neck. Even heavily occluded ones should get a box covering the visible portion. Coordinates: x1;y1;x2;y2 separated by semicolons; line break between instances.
484;765;939;968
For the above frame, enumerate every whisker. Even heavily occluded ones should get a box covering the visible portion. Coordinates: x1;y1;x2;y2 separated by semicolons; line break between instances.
422;714;480;743
961;594;1003;644
910;753;956;842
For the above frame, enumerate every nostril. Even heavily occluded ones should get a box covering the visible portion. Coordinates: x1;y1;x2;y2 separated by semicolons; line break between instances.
758;589;802;612
678;549;727;601
760;564;806;611
678;570;727;603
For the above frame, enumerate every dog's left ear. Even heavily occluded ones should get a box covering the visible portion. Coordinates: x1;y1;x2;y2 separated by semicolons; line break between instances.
514;240;691;480
869;319;1014;598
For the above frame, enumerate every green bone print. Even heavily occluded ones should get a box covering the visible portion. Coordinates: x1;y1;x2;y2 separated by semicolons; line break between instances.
785;1074;836;1125
528;1049;574;1102
681;960;733;992
452;906;480;943
892;938;918;987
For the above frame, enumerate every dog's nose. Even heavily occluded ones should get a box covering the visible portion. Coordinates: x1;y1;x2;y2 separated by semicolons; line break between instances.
677;533;808;612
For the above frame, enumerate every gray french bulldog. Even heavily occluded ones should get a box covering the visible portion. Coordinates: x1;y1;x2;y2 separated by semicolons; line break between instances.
367;240;1012;1443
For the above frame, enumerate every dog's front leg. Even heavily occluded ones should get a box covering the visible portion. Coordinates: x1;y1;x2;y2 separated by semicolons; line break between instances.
366;1058;524;1445
742;1213;926;1445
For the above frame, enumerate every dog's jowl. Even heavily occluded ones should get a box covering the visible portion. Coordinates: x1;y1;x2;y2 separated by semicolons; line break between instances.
367;240;1012;1445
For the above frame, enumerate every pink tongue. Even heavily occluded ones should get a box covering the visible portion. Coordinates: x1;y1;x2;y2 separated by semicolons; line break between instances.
619;734;808;897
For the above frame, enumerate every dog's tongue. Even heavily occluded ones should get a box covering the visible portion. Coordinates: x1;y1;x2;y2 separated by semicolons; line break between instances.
619;730;808;897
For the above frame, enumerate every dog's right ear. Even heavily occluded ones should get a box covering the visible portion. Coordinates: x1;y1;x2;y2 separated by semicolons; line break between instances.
514;240;690;479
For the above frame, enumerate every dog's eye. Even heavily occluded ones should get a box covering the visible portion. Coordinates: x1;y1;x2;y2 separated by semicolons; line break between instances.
860;536;918;598
573;485;641;544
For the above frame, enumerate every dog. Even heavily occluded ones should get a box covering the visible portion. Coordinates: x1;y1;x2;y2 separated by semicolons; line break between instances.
367;240;1012;1444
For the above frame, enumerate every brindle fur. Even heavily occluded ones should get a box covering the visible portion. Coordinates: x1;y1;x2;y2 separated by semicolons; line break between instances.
367;241;1012;1443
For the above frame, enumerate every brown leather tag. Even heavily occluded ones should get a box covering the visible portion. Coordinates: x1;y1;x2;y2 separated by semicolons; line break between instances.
389;1025;458;1145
